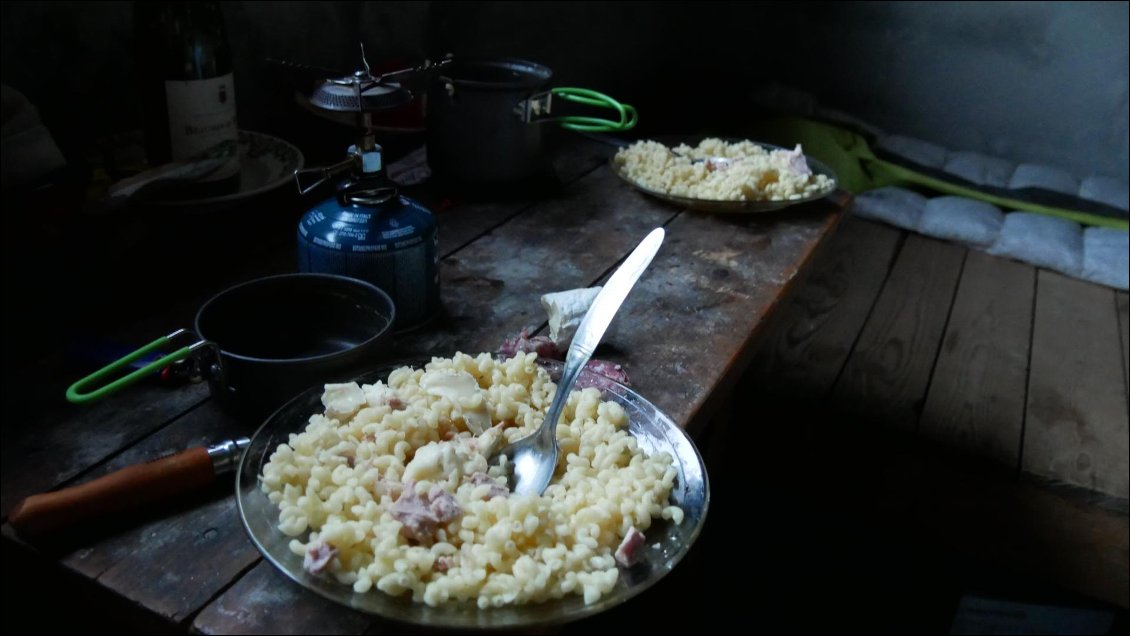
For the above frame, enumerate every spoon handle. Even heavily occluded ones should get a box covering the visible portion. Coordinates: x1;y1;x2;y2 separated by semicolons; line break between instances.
536;347;588;447
539;227;666;442
571;227;666;358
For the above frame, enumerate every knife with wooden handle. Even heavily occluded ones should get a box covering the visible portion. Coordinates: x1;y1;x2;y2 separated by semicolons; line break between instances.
8;438;249;537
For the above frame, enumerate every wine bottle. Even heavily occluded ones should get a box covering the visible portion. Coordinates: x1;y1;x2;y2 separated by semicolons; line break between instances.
134;1;240;196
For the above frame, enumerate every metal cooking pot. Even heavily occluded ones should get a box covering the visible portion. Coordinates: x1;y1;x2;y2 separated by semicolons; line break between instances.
426;58;636;186
66;274;396;420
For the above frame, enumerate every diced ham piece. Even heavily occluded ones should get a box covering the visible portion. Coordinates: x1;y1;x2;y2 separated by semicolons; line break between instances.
614;527;646;567
705;157;732;172
391;482;463;541
468;472;509;500
428;485;462;522
578;360;631;389
434;555;456;573
497;331;629;389
783;144;813;177
303;541;337;574
498;328;560;359
586;359;630;384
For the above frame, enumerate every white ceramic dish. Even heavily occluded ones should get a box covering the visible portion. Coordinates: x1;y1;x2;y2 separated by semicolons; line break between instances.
151;130;304;206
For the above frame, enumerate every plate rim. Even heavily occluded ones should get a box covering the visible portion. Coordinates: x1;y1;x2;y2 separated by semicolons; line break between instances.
149;130;305;207
610;136;839;214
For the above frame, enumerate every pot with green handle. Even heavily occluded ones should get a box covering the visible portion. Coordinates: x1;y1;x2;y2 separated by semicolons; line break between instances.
426;57;637;186
66;274;396;420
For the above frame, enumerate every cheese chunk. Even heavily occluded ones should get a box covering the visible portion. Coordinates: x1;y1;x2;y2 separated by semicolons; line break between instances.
321;382;366;421
540;286;602;347
420;370;492;433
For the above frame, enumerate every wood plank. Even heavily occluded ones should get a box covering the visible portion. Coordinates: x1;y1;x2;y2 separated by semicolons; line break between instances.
1024;271;1129;499
94;496;257;623
745;216;903;398
1118;292;1128;396
51;401;260;623
56;400;251;579
831;234;966;429
851;425;1130;611
385;147;429;184
582;197;845;431
3;391;260;628
193;562;372;634
919;252;1035;466
1;399;262;627
897;448;1130;610
392;165;680;360
0;254;215;518
405;136;612;257
627;394;1128;631
0;381;210;518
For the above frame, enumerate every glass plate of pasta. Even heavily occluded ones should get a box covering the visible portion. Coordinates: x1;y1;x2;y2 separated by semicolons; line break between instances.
237;353;710;629
610;136;838;214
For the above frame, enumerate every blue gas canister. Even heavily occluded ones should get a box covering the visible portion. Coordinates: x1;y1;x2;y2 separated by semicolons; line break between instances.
297;172;439;329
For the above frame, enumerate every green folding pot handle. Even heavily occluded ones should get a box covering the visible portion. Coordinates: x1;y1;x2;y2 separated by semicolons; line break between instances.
65;329;209;403
860;158;1129;230
549;87;638;133
749;115;1129;230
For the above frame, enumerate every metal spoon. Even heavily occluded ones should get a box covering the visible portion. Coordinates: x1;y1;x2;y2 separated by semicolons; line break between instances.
491;227;665;496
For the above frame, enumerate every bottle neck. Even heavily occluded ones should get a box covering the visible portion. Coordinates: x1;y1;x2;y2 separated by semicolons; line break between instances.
134;0;238;187
134;1;231;80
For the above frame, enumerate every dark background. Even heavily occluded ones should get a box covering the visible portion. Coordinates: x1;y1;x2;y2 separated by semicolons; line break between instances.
1;3;1128;632
2;2;1126;354
2;1;1127;177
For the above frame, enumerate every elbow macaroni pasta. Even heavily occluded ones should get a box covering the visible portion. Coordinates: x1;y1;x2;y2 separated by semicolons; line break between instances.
260;352;682;608
614;138;834;201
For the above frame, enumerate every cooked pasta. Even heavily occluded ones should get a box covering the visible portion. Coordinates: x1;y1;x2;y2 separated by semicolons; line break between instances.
260;352;681;608
614;138;833;201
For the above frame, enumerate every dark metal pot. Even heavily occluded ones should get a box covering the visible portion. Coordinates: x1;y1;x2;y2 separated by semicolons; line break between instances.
67;274;396;421
426;58;555;185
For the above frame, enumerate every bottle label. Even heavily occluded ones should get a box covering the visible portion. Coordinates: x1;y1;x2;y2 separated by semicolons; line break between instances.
165;73;239;180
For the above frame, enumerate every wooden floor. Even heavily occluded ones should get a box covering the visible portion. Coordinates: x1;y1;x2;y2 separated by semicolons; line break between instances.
727;214;1130;609
747;215;1129;502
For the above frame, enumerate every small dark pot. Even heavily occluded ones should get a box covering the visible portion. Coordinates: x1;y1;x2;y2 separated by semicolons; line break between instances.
194;274;396;419
426;58;554;186
67;274;396;422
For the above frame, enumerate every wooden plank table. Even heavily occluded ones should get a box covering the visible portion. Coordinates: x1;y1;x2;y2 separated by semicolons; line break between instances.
0;137;847;633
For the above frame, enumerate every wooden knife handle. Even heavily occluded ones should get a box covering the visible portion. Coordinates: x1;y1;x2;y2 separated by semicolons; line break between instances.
9;446;215;537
